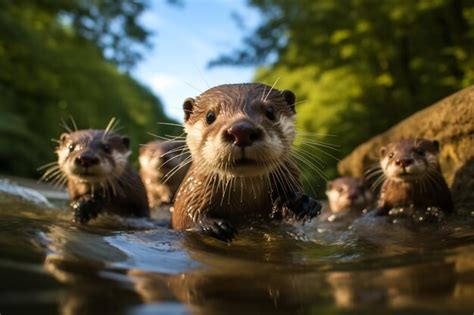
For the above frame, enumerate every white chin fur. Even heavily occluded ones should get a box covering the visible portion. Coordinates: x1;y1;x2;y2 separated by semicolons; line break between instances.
186;120;285;178
385;163;426;180
62;150;129;183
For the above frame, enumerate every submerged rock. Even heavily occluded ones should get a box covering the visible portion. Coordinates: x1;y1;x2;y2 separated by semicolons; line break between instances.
338;86;474;213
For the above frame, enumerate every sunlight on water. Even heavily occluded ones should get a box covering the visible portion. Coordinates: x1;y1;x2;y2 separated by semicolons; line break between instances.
0;180;473;315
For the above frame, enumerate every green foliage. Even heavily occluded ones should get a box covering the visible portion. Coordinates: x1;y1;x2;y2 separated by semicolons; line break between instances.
0;1;176;178
215;0;474;195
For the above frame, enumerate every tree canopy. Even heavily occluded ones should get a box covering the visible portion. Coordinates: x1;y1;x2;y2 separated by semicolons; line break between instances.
213;0;474;192
0;0;177;178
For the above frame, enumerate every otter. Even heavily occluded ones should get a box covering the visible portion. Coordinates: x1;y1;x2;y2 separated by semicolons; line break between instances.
139;140;190;208
322;177;373;221
172;83;322;241
375;138;453;215
45;129;149;223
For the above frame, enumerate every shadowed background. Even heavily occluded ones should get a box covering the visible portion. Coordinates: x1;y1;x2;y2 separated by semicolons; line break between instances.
0;0;472;196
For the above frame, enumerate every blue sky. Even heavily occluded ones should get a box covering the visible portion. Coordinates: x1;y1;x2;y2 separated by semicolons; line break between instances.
132;0;261;122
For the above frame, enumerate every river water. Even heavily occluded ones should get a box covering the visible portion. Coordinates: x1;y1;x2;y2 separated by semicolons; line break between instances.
0;179;473;315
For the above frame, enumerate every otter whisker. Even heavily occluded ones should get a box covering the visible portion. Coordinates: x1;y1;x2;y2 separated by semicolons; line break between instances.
296;130;338;139
365;170;384;180
269;164;287;197
296;142;341;161
37;161;59;171
51;175;68;189
158;150;191;170
370;174;386;192
263;77;280;102
103;117;123;140
69;115;78;131
157;146;190;160
147;132;187;143
260;85;267;101
41;169;63;182
40;166;61;178
183;81;203;94
56;176;68;189
293;147;326;169
291;151;327;181
164;134;186;140
43;173;64;186
162;157;193;185
159;144;190;158
156;122;185;128
297;139;340;152
60;118;73;133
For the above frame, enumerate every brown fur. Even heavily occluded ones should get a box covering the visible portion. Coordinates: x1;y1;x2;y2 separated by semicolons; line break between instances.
139;140;189;207
377;138;453;213
172;83;320;236
55;129;149;221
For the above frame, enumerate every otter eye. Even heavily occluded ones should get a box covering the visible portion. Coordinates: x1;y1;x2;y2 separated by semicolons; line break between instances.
101;143;111;153
337;187;344;193
265;106;275;121
414;148;425;156
389;152;394;159
68;144;75;153
206;111;216;125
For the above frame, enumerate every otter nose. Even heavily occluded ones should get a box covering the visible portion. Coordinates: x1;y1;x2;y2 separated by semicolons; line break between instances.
75;153;100;168
225;122;262;147
395;158;413;168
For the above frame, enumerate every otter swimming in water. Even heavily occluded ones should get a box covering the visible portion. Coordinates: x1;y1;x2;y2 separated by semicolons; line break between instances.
139;140;190;208
171;83;322;241
322;177;373;221
43;127;149;223
375;138;453;215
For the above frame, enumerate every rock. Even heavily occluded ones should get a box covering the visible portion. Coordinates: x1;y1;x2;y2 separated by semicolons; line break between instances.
338;86;474;213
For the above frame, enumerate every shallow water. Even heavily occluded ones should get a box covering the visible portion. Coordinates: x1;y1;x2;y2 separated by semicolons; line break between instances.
0;179;473;315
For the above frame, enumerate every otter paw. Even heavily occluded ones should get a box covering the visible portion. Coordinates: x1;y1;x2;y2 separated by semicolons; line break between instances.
71;198;103;224
272;192;322;223
198;218;237;243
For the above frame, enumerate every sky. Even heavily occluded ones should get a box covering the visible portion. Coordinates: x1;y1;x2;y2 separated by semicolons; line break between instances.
132;0;261;122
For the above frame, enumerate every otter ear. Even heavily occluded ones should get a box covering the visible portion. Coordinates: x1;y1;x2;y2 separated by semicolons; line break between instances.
326;181;333;191
380;146;386;157
282;90;296;113
432;140;440;152
122;136;130;149
59;133;69;144
183;98;195;122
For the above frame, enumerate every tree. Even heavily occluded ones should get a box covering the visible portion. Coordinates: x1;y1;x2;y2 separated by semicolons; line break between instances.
0;0;177;178
212;0;474;193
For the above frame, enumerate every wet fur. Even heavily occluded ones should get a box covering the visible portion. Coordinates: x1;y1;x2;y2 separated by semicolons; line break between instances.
139;140;190;207
376;139;453;214
172;83;321;239
326;177;373;213
50;129;149;222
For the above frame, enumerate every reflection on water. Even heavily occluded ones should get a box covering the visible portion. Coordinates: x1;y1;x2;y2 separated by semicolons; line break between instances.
0;180;473;315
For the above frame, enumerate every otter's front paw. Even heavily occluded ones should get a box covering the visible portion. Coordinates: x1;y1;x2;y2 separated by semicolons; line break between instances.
197;218;237;243
71;197;103;224
272;192;322;223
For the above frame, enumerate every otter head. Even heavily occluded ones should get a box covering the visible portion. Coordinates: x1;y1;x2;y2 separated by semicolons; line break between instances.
139;141;186;179
56;130;131;183
182;83;296;177
379;139;440;181
326;177;372;213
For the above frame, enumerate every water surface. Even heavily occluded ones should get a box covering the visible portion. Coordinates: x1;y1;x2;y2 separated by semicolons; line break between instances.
0;179;473;315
